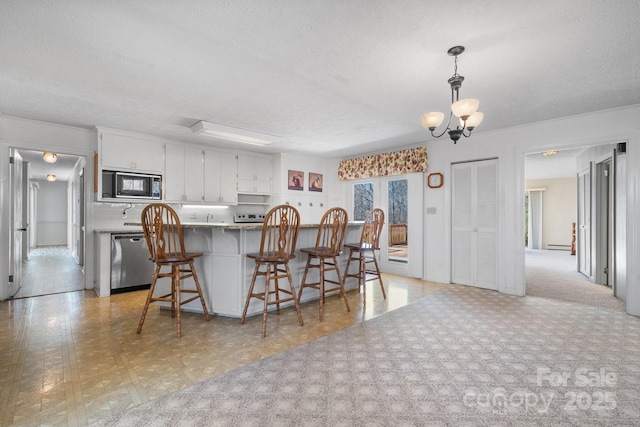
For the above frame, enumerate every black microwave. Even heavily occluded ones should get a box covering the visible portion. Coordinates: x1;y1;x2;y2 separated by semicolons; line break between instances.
102;170;162;200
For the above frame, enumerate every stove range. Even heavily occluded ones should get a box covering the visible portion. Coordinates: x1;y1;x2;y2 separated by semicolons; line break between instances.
234;213;266;223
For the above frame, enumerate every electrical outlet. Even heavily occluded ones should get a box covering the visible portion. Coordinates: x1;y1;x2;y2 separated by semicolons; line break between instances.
189;213;197;219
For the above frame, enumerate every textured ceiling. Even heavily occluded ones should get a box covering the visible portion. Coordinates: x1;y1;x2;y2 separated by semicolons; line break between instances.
1;0;639;163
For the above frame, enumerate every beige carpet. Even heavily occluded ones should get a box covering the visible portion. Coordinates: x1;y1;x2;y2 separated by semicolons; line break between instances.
525;249;625;312
94;284;640;426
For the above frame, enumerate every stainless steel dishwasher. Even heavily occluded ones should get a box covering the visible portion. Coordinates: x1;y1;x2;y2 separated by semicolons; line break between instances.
111;233;155;293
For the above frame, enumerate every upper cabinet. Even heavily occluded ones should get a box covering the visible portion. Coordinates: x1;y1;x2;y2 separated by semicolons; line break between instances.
165;145;238;205
98;129;164;173
237;154;272;194
164;144;205;202
204;150;237;204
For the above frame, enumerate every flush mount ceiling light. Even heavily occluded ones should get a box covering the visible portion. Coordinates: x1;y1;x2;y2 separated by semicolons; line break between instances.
43;152;58;163
46;174;56;182
541;150;559;157
190;121;281;146
422;46;484;144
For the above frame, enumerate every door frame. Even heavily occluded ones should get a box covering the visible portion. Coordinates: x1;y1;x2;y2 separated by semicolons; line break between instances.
0;139;95;302
378;173;423;277
347;173;424;278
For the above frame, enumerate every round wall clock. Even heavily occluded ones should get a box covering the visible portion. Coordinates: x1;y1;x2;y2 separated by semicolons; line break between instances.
427;172;443;188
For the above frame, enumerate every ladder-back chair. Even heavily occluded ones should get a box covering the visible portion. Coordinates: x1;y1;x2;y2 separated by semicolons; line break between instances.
298;207;350;320
138;203;210;338
240;205;304;337
344;208;386;304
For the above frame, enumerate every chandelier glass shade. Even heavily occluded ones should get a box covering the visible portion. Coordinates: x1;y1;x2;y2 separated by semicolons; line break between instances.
422;46;483;143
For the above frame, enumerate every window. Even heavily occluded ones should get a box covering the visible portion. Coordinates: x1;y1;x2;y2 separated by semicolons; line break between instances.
353;182;373;221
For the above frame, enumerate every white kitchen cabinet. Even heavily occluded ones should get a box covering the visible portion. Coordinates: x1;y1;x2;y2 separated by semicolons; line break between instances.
164;144;204;202
99;130;164;173
204;150;237;204
237;154;272;194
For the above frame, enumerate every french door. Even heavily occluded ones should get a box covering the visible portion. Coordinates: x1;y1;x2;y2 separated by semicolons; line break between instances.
350;173;423;277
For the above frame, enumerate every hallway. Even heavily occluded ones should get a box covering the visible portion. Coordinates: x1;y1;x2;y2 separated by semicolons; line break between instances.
15;247;85;299
525;248;625;312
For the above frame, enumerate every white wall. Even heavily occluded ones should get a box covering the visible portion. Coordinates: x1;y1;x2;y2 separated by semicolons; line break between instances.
272;153;331;223
0;115;96;300
526;178;577;249
35;179;67;246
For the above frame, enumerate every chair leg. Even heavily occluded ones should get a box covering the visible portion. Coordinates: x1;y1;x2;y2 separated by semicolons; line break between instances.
241;263;260;324
333;256;350;313
360;252;366;305
319;257;325;321
273;264;281;315
189;261;210;321
170;266;177;318
174;265;182;338
137;264;160;334
286;263;304;327
299;254;312;300
262;264;272;338
372;252;386;299
345;249;354;289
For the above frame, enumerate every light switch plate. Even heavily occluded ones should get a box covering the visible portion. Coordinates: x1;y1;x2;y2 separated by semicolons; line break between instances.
426;207;437;214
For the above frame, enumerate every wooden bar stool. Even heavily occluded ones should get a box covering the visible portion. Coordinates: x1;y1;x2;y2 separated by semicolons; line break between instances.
299;207;350;320
241;205;304;337
344;208;386;304
138;203;210;338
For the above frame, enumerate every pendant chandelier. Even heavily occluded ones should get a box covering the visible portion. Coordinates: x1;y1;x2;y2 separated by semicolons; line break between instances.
422;46;483;144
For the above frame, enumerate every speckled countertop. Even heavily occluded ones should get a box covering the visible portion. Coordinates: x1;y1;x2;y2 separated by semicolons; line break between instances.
95;222;361;234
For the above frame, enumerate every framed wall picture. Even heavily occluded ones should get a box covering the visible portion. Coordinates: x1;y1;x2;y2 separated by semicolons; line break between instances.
288;170;304;190
309;172;323;192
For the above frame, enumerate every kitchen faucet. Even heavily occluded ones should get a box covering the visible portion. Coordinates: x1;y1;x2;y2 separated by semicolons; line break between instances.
122;203;133;219
206;213;214;223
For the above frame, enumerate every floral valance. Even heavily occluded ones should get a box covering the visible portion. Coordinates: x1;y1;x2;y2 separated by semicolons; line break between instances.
338;147;428;180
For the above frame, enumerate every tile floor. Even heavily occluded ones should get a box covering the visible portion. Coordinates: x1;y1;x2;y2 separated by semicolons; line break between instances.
0;248;443;426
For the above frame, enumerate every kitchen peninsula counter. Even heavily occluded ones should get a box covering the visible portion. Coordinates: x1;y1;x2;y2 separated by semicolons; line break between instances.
104;221;363;318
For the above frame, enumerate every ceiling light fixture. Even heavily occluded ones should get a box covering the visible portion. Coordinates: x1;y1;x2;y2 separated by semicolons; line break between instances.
43;152;58;163
422;46;483;144
190;121;281;146
46;174;56;182
541;150;559;157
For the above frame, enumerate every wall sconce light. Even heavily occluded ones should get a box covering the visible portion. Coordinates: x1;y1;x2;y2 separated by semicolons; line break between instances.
46;174;57;182
43;152;58;163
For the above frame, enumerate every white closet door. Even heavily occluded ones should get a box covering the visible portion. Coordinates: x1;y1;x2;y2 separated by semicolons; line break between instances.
452;165;473;285
452;159;498;290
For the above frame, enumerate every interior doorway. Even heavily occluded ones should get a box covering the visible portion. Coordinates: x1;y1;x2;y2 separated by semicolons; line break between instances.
524;143;625;308
8;148;86;299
